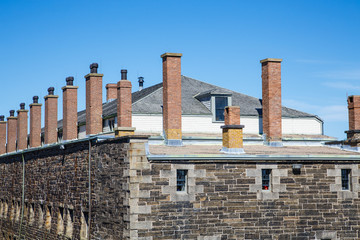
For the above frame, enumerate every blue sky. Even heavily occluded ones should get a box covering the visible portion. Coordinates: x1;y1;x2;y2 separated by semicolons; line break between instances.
1;0;359;139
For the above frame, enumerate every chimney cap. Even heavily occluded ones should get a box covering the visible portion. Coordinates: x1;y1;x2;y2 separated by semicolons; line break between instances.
260;58;282;64
0;115;4;121
20;103;25;110
66;76;74;86
138;76;144;83
33;96;39;103
161;53;183;58
9;110;15;117
121;69;127;80
48;87;55;95
90;63;99;73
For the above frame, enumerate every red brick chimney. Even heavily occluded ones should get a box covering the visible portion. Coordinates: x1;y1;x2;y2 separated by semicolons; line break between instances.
161;53;182;146
260;58;283;147
44;87;58;144
84;63;103;135
221;106;245;154
115;69;135;137
29;96;42;148
105;83;117;102
347;95;360;130
62;76;78;141
0;115;6;154
7;110;17;153
17;103;28;150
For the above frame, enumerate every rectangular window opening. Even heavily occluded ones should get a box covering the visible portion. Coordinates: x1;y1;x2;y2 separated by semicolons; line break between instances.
177;170;188;192
262;169;271;190
215;97;228;121
341;169;351;190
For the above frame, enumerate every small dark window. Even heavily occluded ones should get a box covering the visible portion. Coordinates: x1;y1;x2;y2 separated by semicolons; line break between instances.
262;169;271;190
177;170;188;192
215;97;228;121
341;169;351;190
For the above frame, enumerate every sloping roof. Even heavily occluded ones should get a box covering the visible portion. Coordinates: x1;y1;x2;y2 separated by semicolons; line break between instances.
57;75;319;128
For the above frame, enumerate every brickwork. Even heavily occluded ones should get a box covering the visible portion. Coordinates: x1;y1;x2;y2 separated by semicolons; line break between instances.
261;58;282;143
117;79;132;127
85;73;103;135
44;95;58;144
224;106;240;125
161;53;182;142
347;95;360;130
6;114;17;153
62;86;78;140
106;83;117;101
0;120;6;155
17;109;28;150
29;103;42;148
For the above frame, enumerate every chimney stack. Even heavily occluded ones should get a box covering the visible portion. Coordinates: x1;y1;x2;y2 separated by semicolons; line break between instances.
161;53;183;146
115;69;135;137
30;96;42;148
62;76;78;141
44;87;58;144
260;58;283;147
84;63;103;135
0;115;6;154
105;84;117;102
17;103;28;150
344;95;360;145
138;77;144;91
220;106;245;154
7;110;17;152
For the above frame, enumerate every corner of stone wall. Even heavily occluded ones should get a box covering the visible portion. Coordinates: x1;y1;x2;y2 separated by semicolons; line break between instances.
126;139;152;240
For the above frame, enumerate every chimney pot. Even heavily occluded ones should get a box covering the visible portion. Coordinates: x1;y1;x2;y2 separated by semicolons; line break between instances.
138;77;144;91
0;115;4;121
9;110;15;117
33;96;39;103
66;76;74;86
90;63;99;73
48;87;55;95
121;69;127;80
20;103;25;110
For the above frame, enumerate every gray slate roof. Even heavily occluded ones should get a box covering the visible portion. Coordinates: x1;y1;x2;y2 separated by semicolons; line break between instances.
57;75;319;128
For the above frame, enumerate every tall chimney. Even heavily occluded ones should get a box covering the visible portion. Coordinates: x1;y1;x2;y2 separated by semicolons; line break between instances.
44;87;58;144
347;95;360;130
161;53;183;146
115;69;135;137
62;76;78;141
260;58;283;147
220;106;245;154
84;63;103;135
7;110;17;152
105;83;117;102
29;96;42;148
17;103;28;150
0;115;6;154
138;77;144;91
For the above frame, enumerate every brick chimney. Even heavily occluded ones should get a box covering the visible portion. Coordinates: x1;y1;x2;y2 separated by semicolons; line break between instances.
115;69;135;137
84;63;103;135
7;110;17;153
220;106;245;154
17;103;28;150
62;76;78;141
29;96;42;148
260;58;283;147
105;83;117;102
344;95;360;145
0;115;6;154
44;87;58;144
161;53;182;146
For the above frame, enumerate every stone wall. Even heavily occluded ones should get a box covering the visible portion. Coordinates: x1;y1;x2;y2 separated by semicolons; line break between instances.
0;136;145;240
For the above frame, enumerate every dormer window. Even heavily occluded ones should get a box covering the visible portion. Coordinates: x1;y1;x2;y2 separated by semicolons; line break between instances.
215;97;228;121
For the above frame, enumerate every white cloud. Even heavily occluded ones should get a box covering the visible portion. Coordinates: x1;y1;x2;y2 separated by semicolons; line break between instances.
316;69;360;80
323;81;360;91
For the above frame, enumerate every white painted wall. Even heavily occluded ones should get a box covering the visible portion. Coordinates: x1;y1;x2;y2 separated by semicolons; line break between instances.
282;118;322;135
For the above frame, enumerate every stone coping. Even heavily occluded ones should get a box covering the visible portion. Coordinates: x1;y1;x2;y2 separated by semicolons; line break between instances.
260;58;282;63
44;95;59;99
29;103;42;107
61;86;79;90
84;73;104;78
161;52;183;58
345;130;360;133
17;109;29;113
221;125;244;129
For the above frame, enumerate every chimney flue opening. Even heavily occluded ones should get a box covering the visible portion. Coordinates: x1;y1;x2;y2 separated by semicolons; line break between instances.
48;87;55;95
90;63;98;73
20;103;25;110
9;110;15;117
121;69;127;80
0;115;4;121
66;76;74;86
33;96;39;103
